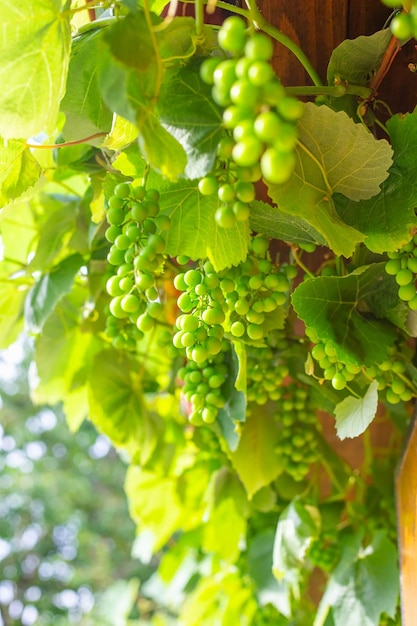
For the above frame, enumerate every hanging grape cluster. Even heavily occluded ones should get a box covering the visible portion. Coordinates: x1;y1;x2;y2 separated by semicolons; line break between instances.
385;235;417;309
199;15;303;227
104;182;170;349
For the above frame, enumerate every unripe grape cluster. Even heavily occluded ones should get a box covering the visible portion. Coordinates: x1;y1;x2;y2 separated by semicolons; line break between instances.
200;16;302;191
385;235;417;309
246;333;289;404
308;531;340;571
219;236;294;342
274;382;320;482
310;341;362;391
104;182;170;348
178;347;230;425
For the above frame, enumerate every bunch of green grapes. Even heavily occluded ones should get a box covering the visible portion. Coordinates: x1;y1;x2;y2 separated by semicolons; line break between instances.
385;235;417;309
200;16;303;192
308;530;341;571
364;349;414;404
178;345;230;425
173;261;226;363
246;332;290;404
219;235;294;343
198;137;255;228
104;182;171;348
310;341;362;390
383;3;417;40
274;382;320;482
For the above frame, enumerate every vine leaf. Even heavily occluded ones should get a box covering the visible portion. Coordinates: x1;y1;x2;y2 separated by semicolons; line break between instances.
267;103;393;257
25;253;84;333
334;380;379;440
0;138;42;207
273;500;320;596
315;531;399;626
61;29;113;142
327;29;392;86
157;61;224;179
250;200;326;246
335;108;417;253
97;13;187;180
230;409;283;498
0;0;71;139
157;179;250;270
291;264;397;366
87;348;160;463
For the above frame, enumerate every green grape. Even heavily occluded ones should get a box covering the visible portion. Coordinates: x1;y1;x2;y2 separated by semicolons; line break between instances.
260;148;295;184
244;33;274;61
391;12;412;40
217;16;247;55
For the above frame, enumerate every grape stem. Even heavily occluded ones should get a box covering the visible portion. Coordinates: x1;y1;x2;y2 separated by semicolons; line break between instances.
291;247;315;279
285;84;372;99
242;0;323;86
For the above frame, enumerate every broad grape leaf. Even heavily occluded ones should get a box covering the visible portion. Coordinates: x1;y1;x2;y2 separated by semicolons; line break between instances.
25;253;84;333
0;139;42;207
291;264;398;366
157;61;224;179
327;29;392;86
104;115;138;151
273;500;320;594
0;276;26;349
88;348;160;463
268;103;392;257
315;531;399;626
97;13;187;180
250;200;326;246
125;465;183;553
61;29;113;142
336;108;417;253
230;409;282;498
158;179;250;270
334;380;379;439
0;0;71;139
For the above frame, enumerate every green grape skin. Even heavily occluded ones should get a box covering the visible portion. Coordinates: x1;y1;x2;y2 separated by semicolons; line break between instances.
398;283;416;301
247;60;274;86
200;57;221;85
232;137;263;167
332;372;347;390
217;16;247;55
215;206;236;228
390;13;412;40
244;33;274;61
198;176;218;196
277;96;304;122
254;110;282;142
260;148;295;184
395;268;413;286
385;258;402;275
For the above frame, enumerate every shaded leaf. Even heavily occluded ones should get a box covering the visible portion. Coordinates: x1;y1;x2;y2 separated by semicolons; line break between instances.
334;380;379;439
291;264;398;366
25;253;84;333
230;409;282;498
61;29;113;142
158;61;224;179
315;532;399;626
327;29;392;86
0;0;71;138
336;108;417;253
250;200;326;246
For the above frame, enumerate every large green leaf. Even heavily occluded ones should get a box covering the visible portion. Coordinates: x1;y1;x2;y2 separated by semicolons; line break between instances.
97;12;187;180
315;532;399;626
250;200;326;246
0;139;42;207
157;61;224;179
273;500;320;596
267;103;393;256
158;179;250;270
291;264;398;367
334;380;379;439
0;0;71;139
61;29;113;142
25;253;84;333
88;348;159;462
335;108;417;253
327;29;391;86
230;409;282;498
